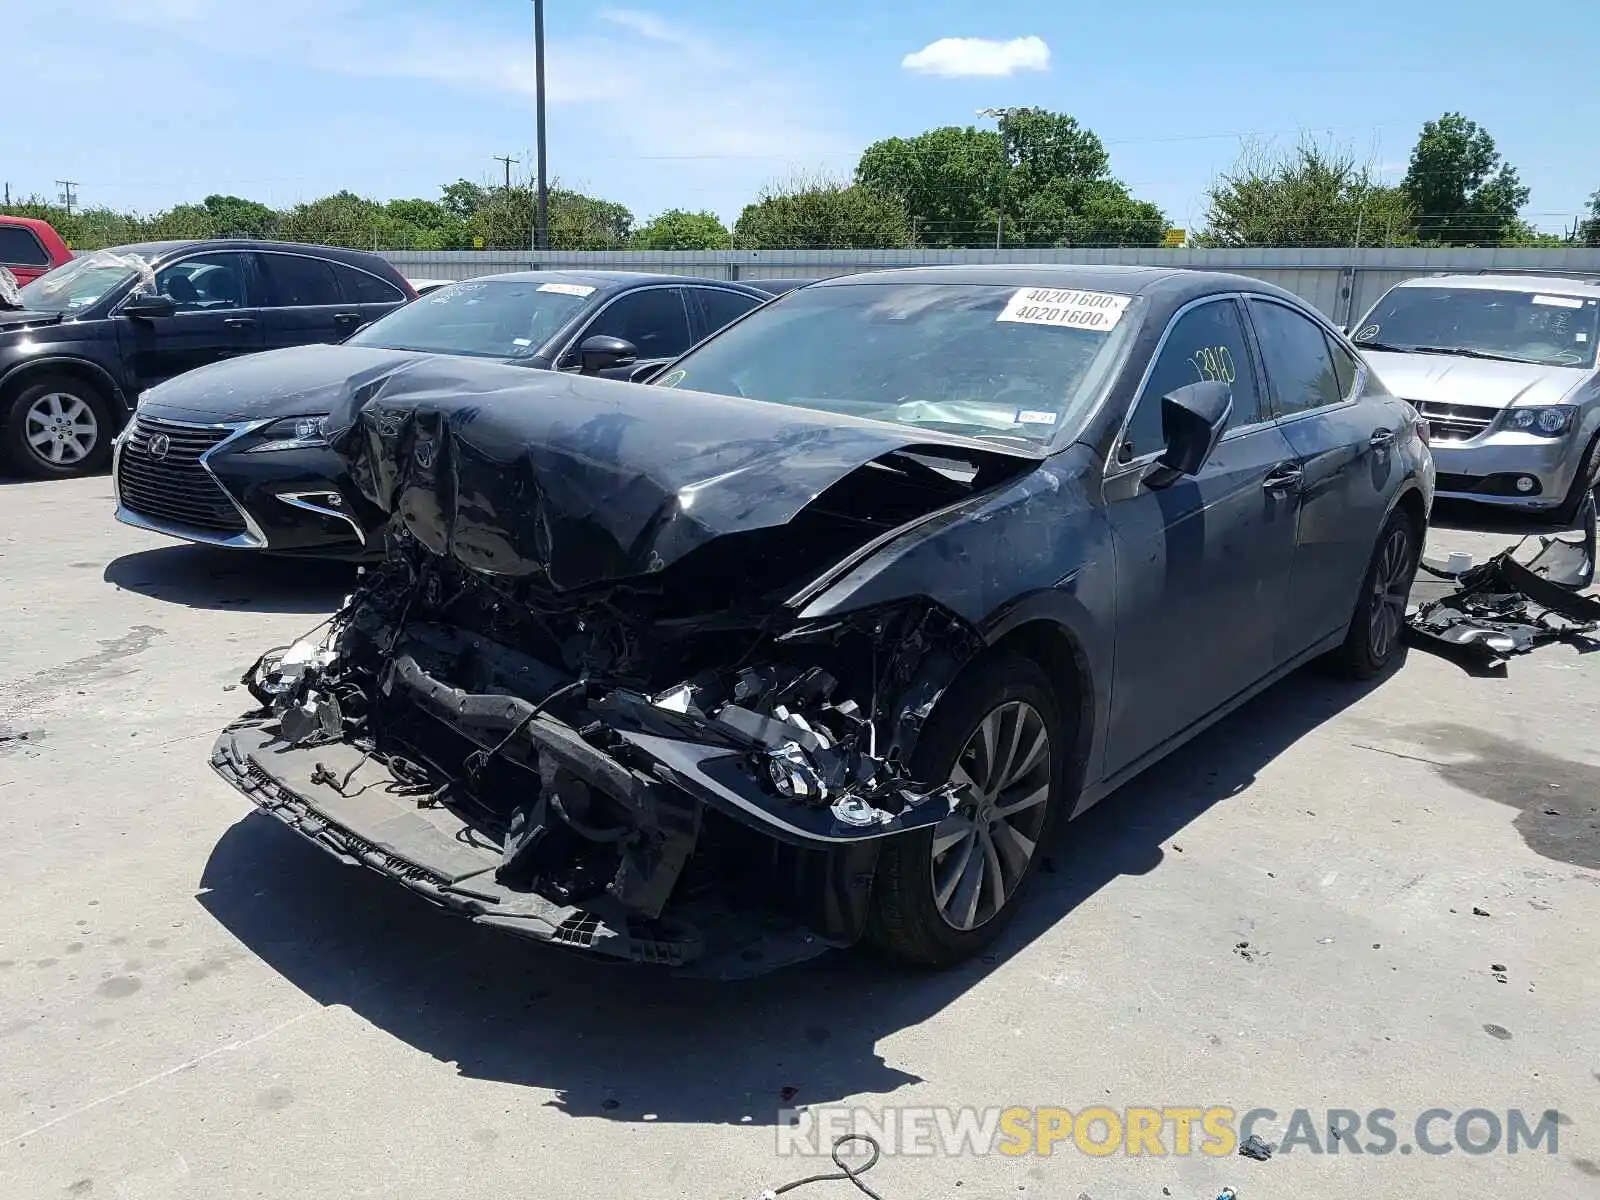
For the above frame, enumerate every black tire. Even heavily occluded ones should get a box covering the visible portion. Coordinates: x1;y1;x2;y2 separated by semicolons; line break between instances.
0;373;118;479
1548;431;1600;528
866;651;1070;966
1334;507;1421;680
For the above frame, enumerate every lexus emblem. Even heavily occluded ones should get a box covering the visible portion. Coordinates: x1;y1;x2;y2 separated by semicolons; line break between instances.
147;433;171;460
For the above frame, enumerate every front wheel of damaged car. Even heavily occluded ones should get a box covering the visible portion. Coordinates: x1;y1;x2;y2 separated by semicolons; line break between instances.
867;652;1068;966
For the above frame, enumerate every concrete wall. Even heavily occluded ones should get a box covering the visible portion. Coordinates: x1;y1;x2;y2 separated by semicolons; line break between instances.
383;246;1600;324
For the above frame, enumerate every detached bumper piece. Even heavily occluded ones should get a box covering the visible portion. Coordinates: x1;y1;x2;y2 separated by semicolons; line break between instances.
1408;502;1600;674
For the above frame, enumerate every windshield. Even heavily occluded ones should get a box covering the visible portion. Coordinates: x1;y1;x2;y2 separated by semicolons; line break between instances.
346;278;593;359
1353;285;1599;369
655;281;1138;445
17;250;149;314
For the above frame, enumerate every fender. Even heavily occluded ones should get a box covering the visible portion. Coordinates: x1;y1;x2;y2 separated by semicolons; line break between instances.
0;354;129;413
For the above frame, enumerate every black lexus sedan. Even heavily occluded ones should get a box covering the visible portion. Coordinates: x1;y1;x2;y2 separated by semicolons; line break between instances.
209;265;1434;971
0;240;414;478
113;270;773;555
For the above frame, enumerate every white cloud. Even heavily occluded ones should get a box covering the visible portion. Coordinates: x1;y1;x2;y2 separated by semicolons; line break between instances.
901;36;1050;78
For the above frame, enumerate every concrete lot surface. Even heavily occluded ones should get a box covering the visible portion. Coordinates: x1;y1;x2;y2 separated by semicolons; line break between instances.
1;476;1597;1200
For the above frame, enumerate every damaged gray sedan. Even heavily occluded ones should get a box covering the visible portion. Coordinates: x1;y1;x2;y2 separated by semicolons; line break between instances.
211;266;1433;970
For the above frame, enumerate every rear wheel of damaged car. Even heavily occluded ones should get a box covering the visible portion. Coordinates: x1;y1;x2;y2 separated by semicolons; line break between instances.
1335;505;1421;679
867;651;1068;966
0;372;117;478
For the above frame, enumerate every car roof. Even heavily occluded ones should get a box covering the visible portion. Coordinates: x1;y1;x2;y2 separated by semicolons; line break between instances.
1395;273;1600;298
90;239;399;270
805;263;1302;304
463;269;764;293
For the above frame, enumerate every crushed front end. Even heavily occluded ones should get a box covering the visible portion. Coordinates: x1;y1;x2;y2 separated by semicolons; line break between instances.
209;369;1034;972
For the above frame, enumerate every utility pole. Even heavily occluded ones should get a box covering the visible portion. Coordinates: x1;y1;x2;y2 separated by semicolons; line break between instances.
976;108;1021;251
493;154;519;192
56;180;78;217
3;182;9;206
533;0;549;251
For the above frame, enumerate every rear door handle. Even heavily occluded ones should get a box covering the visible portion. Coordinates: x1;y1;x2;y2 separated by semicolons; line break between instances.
1369;427;1395;448
1263;464;1304;493
222;316;256;329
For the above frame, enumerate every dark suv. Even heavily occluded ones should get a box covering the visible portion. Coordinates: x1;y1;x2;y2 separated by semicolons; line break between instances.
0;240;415;478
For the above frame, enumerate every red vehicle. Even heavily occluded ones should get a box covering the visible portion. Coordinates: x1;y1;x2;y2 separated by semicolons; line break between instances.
0;215;73;285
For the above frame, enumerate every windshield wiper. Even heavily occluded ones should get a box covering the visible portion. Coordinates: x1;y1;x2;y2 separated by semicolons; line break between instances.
1395;344;1548;365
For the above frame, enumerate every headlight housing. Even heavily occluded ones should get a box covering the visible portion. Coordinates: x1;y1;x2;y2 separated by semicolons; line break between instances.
245;414;330;453
1503;406;1573;437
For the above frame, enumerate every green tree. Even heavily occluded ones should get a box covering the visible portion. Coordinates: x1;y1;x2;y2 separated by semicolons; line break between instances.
733;175;911;249
440;179;489;221
275;191;385;248
140;203;217;240
1401;113;1530;246
632;209;732;250
202;194;277;238
470;182;634;250
856;107;1165;247
1578;190;1600;248
1198;142;1417;247
379;198;472;250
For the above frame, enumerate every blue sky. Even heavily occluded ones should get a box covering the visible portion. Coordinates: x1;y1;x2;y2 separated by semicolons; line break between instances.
6;0;1596;234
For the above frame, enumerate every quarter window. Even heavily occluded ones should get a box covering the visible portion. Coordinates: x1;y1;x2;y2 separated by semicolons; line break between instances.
1121;298;1263;461
259;253;343;308
1249;300;1344;416
153;253;251;311
1325;332;1361;401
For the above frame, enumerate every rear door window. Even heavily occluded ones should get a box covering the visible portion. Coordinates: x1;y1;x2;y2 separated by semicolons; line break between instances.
258;253;344;308
329;262;405;304
691;287;763;338
1248;300;1344;417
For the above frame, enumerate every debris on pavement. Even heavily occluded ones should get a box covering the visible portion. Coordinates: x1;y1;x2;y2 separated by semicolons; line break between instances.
1473;907;1492;917
1239;1133;1275;1161
1408;500;1600;673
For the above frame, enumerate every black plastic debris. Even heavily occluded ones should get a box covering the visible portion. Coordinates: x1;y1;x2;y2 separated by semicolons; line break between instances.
1407;505;1600;674
1239;1133;1275;1161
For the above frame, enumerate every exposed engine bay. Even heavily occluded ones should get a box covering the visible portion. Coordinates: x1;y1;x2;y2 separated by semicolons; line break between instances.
210;369;1040;972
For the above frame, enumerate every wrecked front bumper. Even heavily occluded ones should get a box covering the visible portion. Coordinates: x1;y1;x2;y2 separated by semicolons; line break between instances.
210;632;959;972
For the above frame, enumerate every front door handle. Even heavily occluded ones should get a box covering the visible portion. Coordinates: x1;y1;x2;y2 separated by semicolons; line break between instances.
333;312;362;324
1263;464;1304;493
1369;427;1395;448
222;316;257;329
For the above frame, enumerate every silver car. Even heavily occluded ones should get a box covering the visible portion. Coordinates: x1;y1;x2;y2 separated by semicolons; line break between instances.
1352;273;1600;520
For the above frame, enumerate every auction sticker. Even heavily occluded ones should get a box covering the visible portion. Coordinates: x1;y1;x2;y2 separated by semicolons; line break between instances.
538;282;597;297
1532;294;1583;309
998;287;1130;331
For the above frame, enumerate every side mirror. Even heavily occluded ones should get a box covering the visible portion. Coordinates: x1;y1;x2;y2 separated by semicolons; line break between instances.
578;334;637;375
121;293;177;319
1146;381;1232;489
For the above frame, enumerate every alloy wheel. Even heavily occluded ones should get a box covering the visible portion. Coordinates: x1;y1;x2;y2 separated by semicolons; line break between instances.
930;700;1053;931
1368;525;1413;661
24;392;99;466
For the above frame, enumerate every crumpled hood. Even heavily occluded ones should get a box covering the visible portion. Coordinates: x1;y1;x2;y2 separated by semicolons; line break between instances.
328;359;1040;591
1364;350;1586;410
136;343;446;422
0;309;66;333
